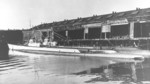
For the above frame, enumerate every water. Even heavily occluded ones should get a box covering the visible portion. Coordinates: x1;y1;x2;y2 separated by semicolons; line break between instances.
0;50;113;84
0;50;150;84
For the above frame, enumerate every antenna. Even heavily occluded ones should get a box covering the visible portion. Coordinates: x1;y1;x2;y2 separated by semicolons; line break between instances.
29;19;32;28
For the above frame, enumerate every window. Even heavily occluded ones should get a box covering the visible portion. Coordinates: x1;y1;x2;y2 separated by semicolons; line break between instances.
95;16;102;20
118;13;125;17
77;19;83;22
131;11;138;15
87;17;93;21
70;20;76;23
106;14;113;18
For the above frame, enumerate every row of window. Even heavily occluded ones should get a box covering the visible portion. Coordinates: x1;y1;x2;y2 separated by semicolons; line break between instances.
54;22;150;40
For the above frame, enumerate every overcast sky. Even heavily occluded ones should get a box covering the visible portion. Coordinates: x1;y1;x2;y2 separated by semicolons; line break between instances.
0;0;150;30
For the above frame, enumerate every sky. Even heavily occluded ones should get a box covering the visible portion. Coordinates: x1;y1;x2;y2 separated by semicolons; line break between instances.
0;0;150;30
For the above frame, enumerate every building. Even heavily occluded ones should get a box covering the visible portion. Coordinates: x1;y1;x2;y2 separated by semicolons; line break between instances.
0;30;23;44
25;7;150;47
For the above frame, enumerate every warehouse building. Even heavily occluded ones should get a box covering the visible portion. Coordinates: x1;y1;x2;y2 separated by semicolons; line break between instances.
24;7;150;47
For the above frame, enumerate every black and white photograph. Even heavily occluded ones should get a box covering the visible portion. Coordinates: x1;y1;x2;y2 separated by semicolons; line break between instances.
0;0;150;84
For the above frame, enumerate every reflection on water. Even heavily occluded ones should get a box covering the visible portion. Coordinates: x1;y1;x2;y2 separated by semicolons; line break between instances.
0;56;30;74
0;50;150;84
73;58;150;83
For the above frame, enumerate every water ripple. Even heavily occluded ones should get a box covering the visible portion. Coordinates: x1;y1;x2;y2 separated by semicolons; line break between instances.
0;55;31;73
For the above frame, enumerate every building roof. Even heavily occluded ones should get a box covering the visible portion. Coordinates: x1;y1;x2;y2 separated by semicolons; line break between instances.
31;7;150;31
